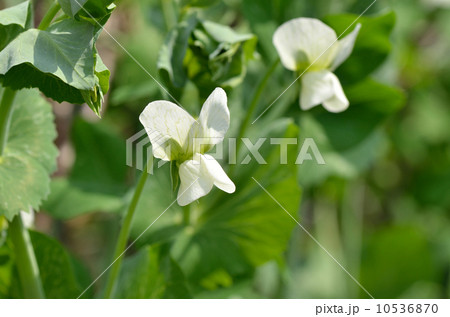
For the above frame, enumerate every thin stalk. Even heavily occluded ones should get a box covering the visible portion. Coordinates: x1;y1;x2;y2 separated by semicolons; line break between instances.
183;204;190;226
341;181;365;298
8;215;45;298
37;1;61;30
230;58;279;174
103;164;150;298
0;88;17;156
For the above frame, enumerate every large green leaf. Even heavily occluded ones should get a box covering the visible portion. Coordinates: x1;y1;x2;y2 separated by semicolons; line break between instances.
114;246;191;298
0;89;58;220
29;231;91;298
0;0;33;51
171;174;300;285
0;18;108;115
324;12;396;84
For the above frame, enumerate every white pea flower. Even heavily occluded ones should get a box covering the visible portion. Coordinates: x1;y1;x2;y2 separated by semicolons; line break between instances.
139;87;235;206
273;18;361;112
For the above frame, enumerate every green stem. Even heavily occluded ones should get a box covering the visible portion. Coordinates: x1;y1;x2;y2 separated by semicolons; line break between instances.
37;1;61;30
103;164;150;298
8;215;45;298
230;58;279;174
0;88;17;156
183;204;190;226
341;181;364;298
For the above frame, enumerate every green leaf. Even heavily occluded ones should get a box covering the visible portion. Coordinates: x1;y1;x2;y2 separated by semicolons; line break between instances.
158;13;199;88
185;20;257;94
29;231;90;298
42;178;123;220
58;0;115;22
171;174;300;285
0;89;58;220
297;79;405;187
114;246;191;299
130;119;300;289
0;0;33;51
324;11;396;83
158;15;256;96
0;18;108;115
172;120;301;285
95;53;110;96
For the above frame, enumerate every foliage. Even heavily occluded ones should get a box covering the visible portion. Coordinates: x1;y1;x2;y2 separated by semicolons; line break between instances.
1;0;448;300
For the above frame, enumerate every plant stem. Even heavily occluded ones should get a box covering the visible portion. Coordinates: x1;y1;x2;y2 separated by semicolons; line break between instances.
8;214;45;298
103;165;150;298
0;88;17;156
183;204;190;226
341;180;364;297
37;1;61;30
230;58;279;174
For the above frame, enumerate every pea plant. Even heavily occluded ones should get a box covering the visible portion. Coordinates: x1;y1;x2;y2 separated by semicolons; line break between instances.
0;0;404;299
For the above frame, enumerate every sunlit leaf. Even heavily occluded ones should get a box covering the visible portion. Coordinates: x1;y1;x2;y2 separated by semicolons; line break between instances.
0;0;33;51
0;89;57;220
0;18;109;115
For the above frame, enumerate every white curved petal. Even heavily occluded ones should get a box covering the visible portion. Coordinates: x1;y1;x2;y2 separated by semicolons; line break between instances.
198;87;230;147
330;24;361;71
300;70;349;112
177;153;235;206
202;154;235;193
139;101;195;161
177;155;214;206
273;18;338;71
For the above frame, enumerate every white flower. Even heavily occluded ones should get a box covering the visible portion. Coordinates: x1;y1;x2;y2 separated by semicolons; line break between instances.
273;18;361;112
139;87;235;206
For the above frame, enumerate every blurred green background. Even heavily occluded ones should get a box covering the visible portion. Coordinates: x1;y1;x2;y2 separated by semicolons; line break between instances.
1;0;450;298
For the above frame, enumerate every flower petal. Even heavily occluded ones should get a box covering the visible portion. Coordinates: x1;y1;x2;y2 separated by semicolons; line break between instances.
273;18;338;71
330;24;361;71
300;70;349;112
198;87;230;148
202;154;235;193
139;101;196;161
177;154;214;206
177;153;235;206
